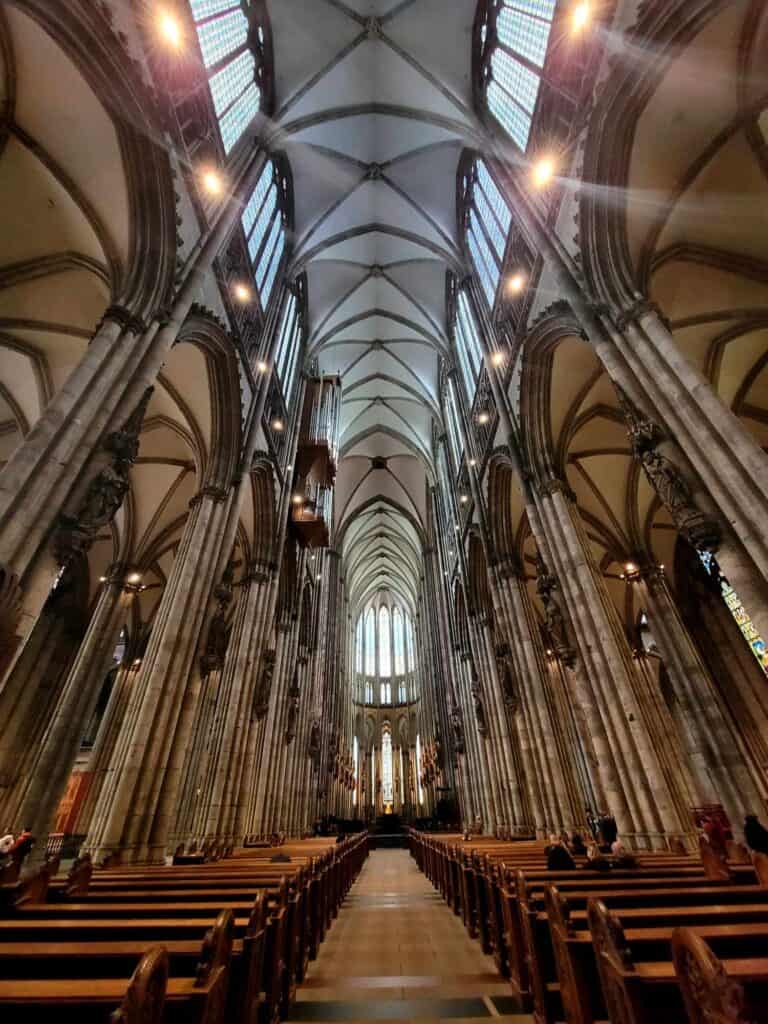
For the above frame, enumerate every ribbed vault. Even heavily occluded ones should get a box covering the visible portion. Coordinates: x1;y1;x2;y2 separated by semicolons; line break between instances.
267;0;478;616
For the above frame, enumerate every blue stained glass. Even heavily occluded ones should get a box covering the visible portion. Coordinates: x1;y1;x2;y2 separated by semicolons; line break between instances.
241;163;272;237
502;0;556;19
365;609;375;675
275;294;297;381
356;615;364;673
454;312;478;401
248;184;277;262
261;231;285;309
218;81;260;152
498;7;553;68
468;216;499;307
473;185;506;263
491;48;540;114
488;78;532;151
209;49;254;117
196;9;248;68
406;615;416;670
477;161;512;238
190;0;238;19
457;291;483;375
445;381;464;471
379;606;391;678
256;216;282;290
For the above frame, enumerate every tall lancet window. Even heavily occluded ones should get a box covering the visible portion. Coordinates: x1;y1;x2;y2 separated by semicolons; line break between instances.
378;606;391;677
406;614;416;670
393;607;406;676
478;0;557;152
465;159;513;310
444;378;465;472
365;608;376;676
189;0;262;153
454;289;484;402
273;292;302;403
241;159;286;313
355;614;364;674
382;728;394;805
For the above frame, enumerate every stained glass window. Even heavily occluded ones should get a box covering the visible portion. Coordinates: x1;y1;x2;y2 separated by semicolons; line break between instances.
483;1;556;151
365;608;376;676
700;553;768;676
406;614;416;670
381;682;392;704
189;1;261;153
378;606;391;677
240;160;287;316
355;614;363;674
444;378;464;473
465;159;513;310
382;729;393;804
273;292;302;403
454;289;484;402
393;607;406;675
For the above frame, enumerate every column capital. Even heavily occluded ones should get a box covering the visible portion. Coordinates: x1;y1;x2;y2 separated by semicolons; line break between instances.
188;484;230;508
615;296;671;333
97;304;146;336
536;475;576;503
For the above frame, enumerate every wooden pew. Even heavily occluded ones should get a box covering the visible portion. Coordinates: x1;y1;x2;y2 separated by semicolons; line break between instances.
588;899;768;1024
0;909;233;1023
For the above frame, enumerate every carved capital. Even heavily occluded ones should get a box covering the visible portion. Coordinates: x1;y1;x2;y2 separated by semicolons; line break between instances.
537;475;576;502
189;484;230;508
616;297;671;333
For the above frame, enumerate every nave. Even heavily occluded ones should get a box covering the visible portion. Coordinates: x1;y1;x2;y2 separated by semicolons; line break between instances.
286;849;523;1024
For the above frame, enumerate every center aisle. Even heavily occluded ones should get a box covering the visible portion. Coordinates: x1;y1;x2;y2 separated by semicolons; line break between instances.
286;848;531;1023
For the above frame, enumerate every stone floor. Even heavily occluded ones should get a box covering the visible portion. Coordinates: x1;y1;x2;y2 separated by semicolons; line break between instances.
286;849;531;1024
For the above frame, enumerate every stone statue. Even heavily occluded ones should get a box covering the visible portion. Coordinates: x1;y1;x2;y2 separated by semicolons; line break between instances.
535;552;576;667
450;704;465;755
495;642;519;711
284;671;300;743
471;675;488;738
308;719;321;765
200;561;235;677
54;388;153;567
252;650;275;719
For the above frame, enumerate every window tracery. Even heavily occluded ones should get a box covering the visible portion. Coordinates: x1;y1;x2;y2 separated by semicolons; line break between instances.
189;0;263;153
476;0;557;152
240;159;289;316
454;288;484;401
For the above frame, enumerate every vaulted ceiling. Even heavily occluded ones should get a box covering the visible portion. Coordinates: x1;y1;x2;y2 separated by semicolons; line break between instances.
266;0;480;614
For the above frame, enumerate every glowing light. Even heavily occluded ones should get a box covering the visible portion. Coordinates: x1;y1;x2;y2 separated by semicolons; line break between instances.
507;273;526;295
478;411;490;425
460;494;469;504
491;351;505;368
202;170;223;196
127;572;142;584
532;156;556;189
292;494;303;505
572;2;591;33
469;458;477;467
99;575;107;583
157;9;183;50
625;562;637;574
546;649;554;657
316;574;322;582
256;360;268;374
234;283;252;303
272;419;284;431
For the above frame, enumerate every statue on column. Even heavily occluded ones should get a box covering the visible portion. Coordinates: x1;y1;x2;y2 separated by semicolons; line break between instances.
199;561;235;677
471;673;488;738
54;388;154;567
495;642;519;711
252;650;275;720
284;669;300;744
450;703;465;755
617;388;721;552
535;553;576;667
308;719;321;767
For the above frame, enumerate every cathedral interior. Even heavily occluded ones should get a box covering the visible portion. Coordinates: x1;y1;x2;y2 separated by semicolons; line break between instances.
1;1;768;1021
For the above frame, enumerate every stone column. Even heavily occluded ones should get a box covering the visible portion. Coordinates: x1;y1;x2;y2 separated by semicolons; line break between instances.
0;583;83;823
533;483;684;845
0;150;270;657
10;566;133;843
639;567;764;825
85;486;234;862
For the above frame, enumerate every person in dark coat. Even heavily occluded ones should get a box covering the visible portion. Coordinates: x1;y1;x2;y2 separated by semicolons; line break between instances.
744;814;768;855
545;836;575;870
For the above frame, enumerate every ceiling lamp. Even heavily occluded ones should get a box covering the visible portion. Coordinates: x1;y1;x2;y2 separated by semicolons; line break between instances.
157;9;183;50
202;170;223;196
572;2;591;33
234;283;252;303
507;272;526;295
532;156;556;189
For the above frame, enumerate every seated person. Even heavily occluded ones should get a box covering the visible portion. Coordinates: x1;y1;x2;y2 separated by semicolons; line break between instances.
570;832;588;856
586;841;611;872
545;835;576;870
